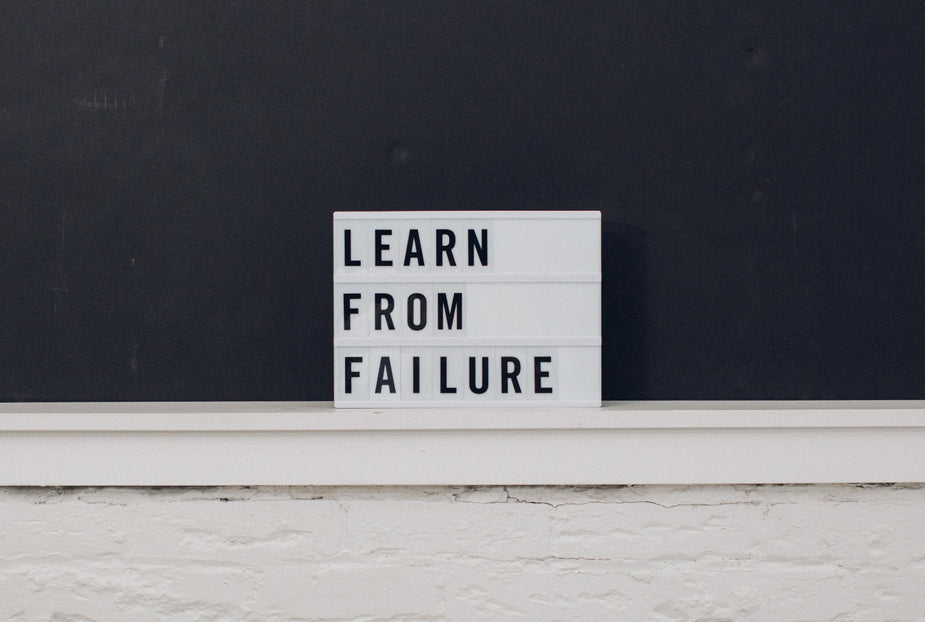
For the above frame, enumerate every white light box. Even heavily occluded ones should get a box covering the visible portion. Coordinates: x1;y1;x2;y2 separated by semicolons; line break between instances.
333;211;601;407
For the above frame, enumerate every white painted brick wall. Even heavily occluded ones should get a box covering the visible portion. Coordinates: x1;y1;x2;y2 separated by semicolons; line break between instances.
1;484;924;621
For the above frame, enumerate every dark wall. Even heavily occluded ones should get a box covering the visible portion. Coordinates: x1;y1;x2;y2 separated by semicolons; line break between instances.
2;2;923;401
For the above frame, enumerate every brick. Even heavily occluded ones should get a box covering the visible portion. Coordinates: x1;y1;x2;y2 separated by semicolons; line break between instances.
2;484;925;621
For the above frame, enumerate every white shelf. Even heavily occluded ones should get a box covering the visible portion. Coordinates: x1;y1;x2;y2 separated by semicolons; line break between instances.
1;401;923;485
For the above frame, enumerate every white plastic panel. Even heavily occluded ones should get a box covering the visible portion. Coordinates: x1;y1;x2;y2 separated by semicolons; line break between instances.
333;346;600;407
333;211;601;277
334;283;601;340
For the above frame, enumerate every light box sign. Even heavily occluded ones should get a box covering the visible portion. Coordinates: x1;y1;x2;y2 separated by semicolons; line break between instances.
333;211;601;407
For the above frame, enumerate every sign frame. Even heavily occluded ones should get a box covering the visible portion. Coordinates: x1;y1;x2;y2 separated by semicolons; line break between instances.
333;211;602;408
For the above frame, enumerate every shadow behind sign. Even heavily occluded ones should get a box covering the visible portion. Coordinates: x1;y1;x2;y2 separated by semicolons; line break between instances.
1;2;923;400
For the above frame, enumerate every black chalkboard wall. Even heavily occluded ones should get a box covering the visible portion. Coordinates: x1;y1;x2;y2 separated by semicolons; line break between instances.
2;2;923;401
